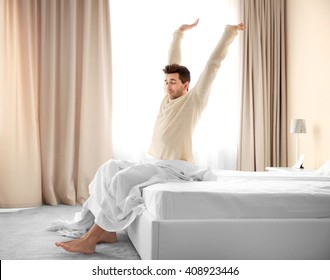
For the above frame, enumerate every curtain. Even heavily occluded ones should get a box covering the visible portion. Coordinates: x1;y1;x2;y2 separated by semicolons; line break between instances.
0;0;112;207
238;0;287;171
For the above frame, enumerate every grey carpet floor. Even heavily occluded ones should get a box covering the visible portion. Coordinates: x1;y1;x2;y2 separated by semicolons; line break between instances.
0;204;141;260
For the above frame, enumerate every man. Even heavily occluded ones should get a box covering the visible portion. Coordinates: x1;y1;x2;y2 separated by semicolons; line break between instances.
54;20;244;254
149;19;244;163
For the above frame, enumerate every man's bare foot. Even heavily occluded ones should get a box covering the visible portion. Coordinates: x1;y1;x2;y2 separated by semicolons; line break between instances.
55;224;115;253
227;23;245;31
97;231;117;244
55;236;96;254
55;230;117;253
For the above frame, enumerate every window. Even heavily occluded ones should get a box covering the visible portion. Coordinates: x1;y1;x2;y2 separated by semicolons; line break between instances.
110;0;240;169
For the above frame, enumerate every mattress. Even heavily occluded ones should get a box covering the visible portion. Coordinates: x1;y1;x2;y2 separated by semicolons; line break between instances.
142;170;330;220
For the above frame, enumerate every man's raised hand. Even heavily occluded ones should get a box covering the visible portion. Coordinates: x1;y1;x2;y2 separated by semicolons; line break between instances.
227;23;245;31
179;19;199;32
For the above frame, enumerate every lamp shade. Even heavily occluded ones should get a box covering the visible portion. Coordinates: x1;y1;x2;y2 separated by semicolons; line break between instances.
290;119;306;134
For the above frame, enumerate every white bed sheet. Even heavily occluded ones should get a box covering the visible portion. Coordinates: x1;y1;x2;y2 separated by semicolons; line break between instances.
142;170;330;219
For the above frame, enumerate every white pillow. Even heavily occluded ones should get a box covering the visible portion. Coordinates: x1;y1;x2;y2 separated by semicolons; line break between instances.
317;160;330;175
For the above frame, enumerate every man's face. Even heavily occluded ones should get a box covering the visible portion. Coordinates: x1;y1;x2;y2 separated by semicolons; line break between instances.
164;73;188;100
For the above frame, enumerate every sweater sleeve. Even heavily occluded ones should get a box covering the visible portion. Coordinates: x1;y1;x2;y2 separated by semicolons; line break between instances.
167;30;184;65
193;26;238;110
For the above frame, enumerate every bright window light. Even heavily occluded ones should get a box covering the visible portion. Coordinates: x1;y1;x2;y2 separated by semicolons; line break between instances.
110;0;240;169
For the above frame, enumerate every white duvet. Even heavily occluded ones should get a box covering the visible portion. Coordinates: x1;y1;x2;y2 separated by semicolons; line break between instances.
48;159;215;237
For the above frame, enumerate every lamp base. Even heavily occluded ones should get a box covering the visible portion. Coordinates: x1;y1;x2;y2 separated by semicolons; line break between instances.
292;154;305;169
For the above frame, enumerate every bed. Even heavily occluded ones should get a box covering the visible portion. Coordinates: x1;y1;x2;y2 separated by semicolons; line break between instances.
126;170;330;260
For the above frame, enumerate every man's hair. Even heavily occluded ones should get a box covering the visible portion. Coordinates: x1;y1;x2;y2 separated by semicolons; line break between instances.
162;64;191;84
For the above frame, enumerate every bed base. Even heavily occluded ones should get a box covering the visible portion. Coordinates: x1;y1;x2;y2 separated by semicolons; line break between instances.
127;211;330;260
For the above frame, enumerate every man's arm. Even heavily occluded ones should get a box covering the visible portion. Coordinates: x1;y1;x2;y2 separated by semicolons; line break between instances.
167;19;199;65
193;23;245;109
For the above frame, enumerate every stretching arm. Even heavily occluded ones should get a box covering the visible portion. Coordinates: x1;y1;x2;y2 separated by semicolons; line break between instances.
167;19;199;65
194;23;244;110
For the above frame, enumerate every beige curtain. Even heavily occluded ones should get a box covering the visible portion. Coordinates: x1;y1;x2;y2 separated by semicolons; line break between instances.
0;0;112;207
238;0;287;171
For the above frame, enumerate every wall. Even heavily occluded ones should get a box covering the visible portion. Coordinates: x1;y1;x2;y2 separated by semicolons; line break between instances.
286;0;330;169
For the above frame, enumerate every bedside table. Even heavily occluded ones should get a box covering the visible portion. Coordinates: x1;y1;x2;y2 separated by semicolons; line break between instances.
265;167;315;173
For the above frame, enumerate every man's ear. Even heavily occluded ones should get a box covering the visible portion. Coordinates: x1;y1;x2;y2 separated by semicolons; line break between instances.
184;82;190;92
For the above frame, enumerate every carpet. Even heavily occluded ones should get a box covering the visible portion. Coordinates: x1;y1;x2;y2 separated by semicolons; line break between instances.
0;204;141;260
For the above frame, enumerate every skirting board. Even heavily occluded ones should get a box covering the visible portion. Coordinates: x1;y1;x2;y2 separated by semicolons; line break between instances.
127;211;330;260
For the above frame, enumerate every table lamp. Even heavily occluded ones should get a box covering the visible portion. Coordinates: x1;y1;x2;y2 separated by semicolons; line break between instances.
290;119;306;169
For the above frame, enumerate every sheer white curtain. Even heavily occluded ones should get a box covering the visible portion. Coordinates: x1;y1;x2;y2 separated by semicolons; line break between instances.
110;0;240;170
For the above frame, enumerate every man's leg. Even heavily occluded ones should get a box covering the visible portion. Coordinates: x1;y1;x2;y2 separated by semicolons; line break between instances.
55;162;166;253
54;159;134;253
